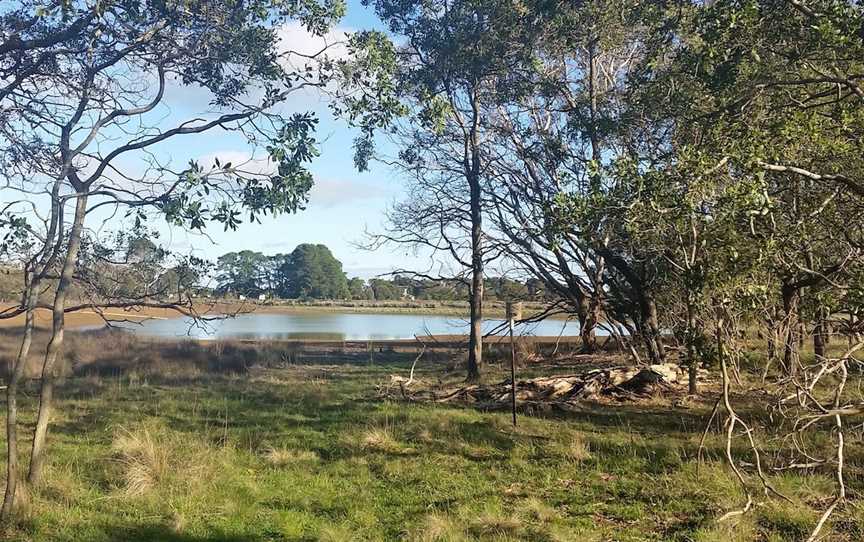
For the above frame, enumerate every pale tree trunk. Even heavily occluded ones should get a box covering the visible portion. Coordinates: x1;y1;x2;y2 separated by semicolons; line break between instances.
781;283;799;377
579;295;600;354
28;192;88;485
642;294;665;363
2;181;63;519
1;284;38;519
813;305;828;358
686;293;698;394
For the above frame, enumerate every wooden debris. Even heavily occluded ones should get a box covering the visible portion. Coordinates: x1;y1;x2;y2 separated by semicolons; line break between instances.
389;363;693;407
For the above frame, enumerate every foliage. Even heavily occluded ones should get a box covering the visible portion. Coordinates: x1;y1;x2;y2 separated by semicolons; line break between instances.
280;244;351;300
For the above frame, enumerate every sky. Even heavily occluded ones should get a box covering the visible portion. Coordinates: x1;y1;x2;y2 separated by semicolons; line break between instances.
129;1;427;279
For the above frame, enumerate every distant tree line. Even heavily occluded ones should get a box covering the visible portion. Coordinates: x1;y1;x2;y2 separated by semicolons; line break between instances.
214;244;541;302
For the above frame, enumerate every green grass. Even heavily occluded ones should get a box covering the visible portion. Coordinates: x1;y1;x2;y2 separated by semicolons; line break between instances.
1;359;861;541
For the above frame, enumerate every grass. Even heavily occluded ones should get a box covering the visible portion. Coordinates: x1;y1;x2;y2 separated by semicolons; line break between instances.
0;334;861;540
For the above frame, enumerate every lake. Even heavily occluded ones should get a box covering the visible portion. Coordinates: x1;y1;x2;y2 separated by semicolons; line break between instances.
99;311;584;341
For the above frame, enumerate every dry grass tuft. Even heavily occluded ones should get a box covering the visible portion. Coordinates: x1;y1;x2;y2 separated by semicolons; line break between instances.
519;497;558;523
318;523;358;541
361;424;409;454
111;425;170;496
363;427;395;449
263;447;320;467
38;466;84;507
471;511;522;537
561;433;591;463
409;512;465;542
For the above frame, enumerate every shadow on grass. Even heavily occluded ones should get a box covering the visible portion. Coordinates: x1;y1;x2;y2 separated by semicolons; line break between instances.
107;524;257;542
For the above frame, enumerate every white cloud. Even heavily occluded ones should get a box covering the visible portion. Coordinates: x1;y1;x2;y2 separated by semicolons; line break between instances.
195;150;388;208
277;21;353;67
157;21;355;114
309;177;387;208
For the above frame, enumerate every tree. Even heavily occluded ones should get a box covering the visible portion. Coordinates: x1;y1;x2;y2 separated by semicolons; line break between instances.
484;0;675;358
216;251;270;297
280;244;350;299
369;278;403;300
348;277;372;300
0;0;343;518
340;0;538;380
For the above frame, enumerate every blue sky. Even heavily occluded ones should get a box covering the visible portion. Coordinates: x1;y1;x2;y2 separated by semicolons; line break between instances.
140;1;426;279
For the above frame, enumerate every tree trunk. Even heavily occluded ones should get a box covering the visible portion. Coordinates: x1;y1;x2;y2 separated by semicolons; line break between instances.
465;172;483;382
813;305;828;358
641;294;665;363
2;180;63;519
781;283;799;377
1;284;38;519
686;293;698;395
28;192;88;485
578;295;598;354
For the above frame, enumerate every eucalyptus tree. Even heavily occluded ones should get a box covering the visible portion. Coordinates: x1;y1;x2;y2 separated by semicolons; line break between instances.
670;0;864;534
680;0;864;374
484;0;680;361
0;0;343;518
339;0;537;380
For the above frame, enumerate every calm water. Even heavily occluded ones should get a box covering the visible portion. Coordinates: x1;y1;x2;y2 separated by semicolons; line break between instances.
101;311;583;341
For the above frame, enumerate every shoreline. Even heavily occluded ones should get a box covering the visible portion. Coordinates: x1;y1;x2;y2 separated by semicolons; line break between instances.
0;300;571;330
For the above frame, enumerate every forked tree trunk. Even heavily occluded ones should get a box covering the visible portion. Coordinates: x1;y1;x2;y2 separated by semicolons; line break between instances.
3;181;63;519
28;193;88;485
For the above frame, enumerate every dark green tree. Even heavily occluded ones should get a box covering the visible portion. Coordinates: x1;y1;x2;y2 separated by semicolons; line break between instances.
216;251;270;297
280;244;350;299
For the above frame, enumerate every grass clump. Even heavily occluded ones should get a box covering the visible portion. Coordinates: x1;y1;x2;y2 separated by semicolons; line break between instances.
111;424;171;496
110;421;213;497
263;447;320;467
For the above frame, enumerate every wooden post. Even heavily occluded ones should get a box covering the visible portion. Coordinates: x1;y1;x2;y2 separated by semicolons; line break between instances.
507;302;522;427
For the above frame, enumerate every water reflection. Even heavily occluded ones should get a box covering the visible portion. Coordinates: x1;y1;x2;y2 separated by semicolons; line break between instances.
94;311;586;341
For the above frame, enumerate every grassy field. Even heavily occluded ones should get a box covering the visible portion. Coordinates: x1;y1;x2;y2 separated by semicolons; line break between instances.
0;332;860;541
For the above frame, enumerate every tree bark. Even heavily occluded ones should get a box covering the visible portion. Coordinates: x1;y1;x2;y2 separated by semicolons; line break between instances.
28;192;88;485
781;282;799;377
2;180;63;519
1;284;38;519
466;173;483;382
577;295;598;353
642;294;665;363
686;293;698;394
